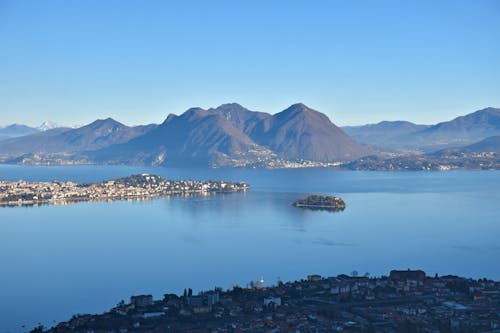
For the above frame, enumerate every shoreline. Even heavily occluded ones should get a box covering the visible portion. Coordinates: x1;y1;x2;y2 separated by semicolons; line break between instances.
0;174;249;208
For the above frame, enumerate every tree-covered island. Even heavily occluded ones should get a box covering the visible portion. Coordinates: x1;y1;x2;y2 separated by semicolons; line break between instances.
293;194;346;211
0;174;249;207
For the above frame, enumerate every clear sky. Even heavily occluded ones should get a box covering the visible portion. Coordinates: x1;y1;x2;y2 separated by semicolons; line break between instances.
1;0;499;127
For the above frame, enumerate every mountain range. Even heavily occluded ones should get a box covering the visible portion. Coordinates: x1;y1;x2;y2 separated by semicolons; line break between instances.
342;107;500;151
434;135;500;157
82;103;371;167
1;105;499;167
0;124;41;140
342;121;430;149
0;121;69;142
0;119;156;155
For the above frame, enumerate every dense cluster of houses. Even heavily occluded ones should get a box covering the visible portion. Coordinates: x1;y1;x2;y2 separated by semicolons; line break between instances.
34;269;499;333
0;174;249;206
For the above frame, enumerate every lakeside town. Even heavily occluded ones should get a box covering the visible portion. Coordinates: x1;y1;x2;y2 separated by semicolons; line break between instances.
29;269;499;333
0;174;249;207
3;151;499;171
341;152;500;171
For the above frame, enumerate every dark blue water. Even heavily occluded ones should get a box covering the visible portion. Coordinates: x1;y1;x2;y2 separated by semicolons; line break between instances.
0;165;499;332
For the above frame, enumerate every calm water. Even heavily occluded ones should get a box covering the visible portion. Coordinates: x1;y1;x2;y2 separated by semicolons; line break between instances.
0;165;499;332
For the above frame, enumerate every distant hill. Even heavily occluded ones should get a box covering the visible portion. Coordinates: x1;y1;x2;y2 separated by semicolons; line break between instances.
406;107;500;150
0;119;156;155
84;103;371;167
342;121;430;147
434;135;500;157
345;107;500;151
465;135;500;153
0;124;40;138
0;121;70;142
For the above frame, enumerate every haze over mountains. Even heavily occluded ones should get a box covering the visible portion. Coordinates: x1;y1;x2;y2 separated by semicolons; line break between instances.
342;121;430;148
342;107;500;151
0;105;499;167
0;124;41;140
434;135;500;156
0;119;156;155
0;121;69;141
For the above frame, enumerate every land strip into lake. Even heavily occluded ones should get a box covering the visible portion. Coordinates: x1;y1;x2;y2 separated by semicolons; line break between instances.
0;174;249;207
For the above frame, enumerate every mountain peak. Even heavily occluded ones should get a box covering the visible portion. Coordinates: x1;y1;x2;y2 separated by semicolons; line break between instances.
214;102;247;110
0;124;40;137
182;107;209;120
287;103;311;111
280;103;319;116
38;121;61;131
164;113;177;123
476;107;500;115
208;103;250;117
275;103;327;122
86;118;125;129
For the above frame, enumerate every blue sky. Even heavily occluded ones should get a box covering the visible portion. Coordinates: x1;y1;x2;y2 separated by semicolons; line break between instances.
0;0;499;127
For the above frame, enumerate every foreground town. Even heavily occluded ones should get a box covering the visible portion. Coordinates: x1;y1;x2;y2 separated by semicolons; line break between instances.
32;270;499;333
0;174;249;207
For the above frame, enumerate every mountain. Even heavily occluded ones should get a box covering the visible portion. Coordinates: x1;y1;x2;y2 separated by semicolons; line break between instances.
37;121;62;131
86;106;273;167
434;135;500;156
342;121;430;147
464;136;500;153
248;103;371;161
407;107;500;150
84;103;371;167
0;124;40;138
206;103;271;135
0;118;156;155
0;103;374;167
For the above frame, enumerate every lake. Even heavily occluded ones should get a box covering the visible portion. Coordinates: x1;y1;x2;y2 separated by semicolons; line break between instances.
0;165;499;332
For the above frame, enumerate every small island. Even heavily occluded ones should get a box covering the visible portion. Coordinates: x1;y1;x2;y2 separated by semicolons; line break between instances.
293;194;346;211
0;174;249;207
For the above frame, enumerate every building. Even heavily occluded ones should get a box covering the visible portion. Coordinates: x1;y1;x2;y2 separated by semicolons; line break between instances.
390;269;426;283
206;291;220;306
307;274;322;282
130;295;153;308
187;295;203;308
263;296;281;308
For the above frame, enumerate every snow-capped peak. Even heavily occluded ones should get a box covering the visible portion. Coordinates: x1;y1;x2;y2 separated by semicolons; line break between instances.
38;121;61;131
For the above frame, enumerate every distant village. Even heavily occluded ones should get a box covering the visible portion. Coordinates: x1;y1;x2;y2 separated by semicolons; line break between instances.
32;269;499;333
341;152;500;171
0;174;249;207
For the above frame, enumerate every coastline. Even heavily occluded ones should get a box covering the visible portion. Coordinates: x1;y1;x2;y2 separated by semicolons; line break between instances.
0;174;249;208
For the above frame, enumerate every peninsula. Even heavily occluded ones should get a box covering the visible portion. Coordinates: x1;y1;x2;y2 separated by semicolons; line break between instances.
0;174;249;207
293;194;346;211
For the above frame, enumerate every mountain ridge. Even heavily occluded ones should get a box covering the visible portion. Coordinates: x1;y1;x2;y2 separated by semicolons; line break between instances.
1;105;498;167
0;118;156;155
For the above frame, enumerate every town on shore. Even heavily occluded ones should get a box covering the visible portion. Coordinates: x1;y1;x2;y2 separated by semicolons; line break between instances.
0;174;249;207
31;269;499;333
